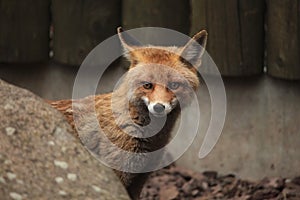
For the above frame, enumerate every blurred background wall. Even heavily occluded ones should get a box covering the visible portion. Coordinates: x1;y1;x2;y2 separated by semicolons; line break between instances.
0;0;299;179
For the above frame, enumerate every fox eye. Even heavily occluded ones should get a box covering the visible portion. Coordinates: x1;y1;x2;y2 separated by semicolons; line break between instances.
142;82;153;90
168;82;181;90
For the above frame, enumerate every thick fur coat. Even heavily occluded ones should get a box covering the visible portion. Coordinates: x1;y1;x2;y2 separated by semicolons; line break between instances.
49;27;207;199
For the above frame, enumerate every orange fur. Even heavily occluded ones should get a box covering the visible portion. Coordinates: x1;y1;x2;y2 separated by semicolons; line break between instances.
48;28;207;199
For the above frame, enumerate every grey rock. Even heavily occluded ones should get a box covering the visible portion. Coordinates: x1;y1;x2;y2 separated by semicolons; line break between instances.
0;80;130;200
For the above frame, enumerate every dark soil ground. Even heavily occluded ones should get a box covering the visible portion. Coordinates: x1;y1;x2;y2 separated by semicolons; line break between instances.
140;166;300;200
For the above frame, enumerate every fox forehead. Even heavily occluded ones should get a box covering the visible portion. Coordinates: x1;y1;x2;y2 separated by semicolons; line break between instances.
130;46;182;66
130;65;184;83
126;63;199;90
125;46;200;89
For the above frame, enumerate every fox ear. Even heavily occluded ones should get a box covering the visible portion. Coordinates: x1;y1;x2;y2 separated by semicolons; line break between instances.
117;27;142;63
180;30;208;68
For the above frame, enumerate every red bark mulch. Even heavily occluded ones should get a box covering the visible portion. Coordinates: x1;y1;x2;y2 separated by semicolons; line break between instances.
140;166;300;200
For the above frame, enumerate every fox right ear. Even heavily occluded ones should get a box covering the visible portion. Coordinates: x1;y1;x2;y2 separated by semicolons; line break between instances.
117;27;142;62
180;30;208;68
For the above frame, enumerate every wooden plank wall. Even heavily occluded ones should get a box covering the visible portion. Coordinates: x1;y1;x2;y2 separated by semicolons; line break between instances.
52;0;121;66
0;0;299;80
191;0;265;76
0;0;50;63
122;0;190;35
266;0;300;80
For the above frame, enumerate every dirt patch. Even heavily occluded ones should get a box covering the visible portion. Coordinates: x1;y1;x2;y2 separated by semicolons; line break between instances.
140;166;300;200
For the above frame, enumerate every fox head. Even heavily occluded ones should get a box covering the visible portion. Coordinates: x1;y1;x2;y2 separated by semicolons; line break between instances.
117;27;208;117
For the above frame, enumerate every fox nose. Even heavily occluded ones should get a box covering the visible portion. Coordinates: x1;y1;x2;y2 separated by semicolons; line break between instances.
153;103;165;113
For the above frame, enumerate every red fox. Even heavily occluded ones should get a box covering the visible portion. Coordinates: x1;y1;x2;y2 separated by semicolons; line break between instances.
49;27;207;199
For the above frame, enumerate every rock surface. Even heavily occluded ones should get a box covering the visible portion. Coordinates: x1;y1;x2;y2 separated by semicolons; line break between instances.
0;80;130;200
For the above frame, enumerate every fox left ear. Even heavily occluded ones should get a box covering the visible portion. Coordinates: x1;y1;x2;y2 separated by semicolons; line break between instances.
180;30;208;68
117;27;142;62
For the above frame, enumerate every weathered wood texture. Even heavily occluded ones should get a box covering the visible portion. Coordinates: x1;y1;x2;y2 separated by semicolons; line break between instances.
0;0;50;63
191;0;264;76
266;0;300;80
122;0;190;35
52;0;121;66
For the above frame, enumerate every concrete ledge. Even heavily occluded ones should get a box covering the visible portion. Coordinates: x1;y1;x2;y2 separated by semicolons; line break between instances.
177;75;300;180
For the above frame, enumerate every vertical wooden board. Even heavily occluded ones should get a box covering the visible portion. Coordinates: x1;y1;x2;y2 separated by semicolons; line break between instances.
239;0;265;75
190;0;206;34
52;0;121;66
191;0;264;76
205;0;230;73
0;0;50;63
267;0;300;80
122;0;190;35
225;0;243;75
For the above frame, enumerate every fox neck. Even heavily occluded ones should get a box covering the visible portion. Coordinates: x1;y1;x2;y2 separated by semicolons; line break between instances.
129;101;151;126
111;83;180;150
